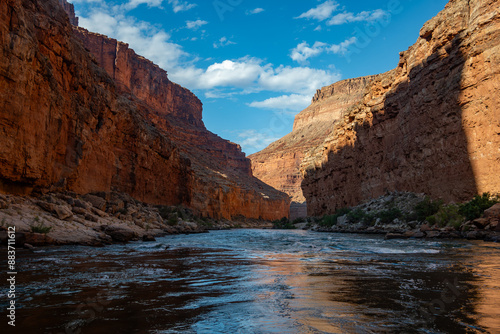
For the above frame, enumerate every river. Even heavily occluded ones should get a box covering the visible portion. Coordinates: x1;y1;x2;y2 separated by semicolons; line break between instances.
1;229;500;333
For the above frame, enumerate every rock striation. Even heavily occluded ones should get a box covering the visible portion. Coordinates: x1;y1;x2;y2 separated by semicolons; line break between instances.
301;0;500;216
0;0;289;220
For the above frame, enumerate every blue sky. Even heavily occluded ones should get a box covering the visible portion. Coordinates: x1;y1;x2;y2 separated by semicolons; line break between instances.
71;0;449;155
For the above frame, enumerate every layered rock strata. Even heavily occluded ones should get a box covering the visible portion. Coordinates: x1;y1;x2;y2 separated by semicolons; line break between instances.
302;0;500;216
0;0;289;220
249;76;376;218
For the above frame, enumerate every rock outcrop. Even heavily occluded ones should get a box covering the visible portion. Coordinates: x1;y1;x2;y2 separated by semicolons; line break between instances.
0;0;289;220
249;76;376;218
301;0;500;216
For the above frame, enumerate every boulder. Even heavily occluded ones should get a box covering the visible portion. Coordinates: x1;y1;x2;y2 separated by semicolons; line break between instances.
142;234;156;242
82;194;107;211
24;233;56;246
484;203;500;219
420;224;432;232
102;225;137;242
37;201;55;213
73;199;90;210
54;205;73;221
473;218;489;229
425;231;441;238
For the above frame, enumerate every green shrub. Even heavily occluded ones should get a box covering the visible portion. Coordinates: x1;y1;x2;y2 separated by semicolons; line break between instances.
157;206;171;220
292;217;305;225
459;193;499;221
376;207;403;224
411;197;442;222
273;217;295;229
30;219;52;234
167;213;178;226
319;207;351;227
347;208;374;225
427;204;464;229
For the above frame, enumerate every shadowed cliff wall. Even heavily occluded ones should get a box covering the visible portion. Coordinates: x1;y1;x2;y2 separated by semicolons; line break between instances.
302;0;500;216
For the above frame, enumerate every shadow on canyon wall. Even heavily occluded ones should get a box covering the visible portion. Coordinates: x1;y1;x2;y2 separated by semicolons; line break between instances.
304;32;479;215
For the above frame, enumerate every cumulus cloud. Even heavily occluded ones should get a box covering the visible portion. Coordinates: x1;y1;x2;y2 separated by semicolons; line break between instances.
213;37;236;49
124;0;163;10
186;19;208;30
290;38;357;63
246;8;265;15
167;0;196;13
169;57;340;97
249;94;311;111
290;41;326;63
296;1;339;21
327;9;387;25
78;4;340;104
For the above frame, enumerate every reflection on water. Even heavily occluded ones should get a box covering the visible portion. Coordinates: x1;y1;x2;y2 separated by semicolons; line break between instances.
1;230;500;333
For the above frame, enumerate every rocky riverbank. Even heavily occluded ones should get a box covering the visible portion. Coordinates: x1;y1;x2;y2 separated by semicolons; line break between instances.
303;192;500;242
0;192;272;248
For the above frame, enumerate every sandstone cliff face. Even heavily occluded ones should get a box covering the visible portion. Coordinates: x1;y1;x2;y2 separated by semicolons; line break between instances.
249;76;375;210
72;28;203;127
0;0;289;220
302;0;500;216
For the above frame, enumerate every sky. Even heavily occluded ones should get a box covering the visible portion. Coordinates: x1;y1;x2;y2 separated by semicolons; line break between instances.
70;0;449;155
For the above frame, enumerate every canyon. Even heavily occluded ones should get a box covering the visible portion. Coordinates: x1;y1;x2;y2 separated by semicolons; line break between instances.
249;76;376;218
0;0;290;221
252;0;500;217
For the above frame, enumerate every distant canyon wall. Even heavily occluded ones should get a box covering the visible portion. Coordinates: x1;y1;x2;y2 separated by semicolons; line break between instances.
0;0;290;220
249;76;376;206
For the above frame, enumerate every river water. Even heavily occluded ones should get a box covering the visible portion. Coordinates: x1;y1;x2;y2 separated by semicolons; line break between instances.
2;229;500;333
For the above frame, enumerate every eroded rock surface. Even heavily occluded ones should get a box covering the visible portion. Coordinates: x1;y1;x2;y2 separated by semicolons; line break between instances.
302;0;500;216
0;0;289;220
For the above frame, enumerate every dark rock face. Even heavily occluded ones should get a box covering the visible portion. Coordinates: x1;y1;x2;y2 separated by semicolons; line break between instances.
301;0;500;216
0;0;290;220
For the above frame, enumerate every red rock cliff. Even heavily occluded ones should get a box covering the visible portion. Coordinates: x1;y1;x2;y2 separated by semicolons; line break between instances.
301;0;500;216
72;27;204;128
0;0;290;220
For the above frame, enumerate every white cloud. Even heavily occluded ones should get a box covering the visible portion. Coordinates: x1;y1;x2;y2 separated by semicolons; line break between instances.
124;0;163;10
259;66;340;95
249;94;311;111
213;36;236;49
247;8;265;15
167;0;196;13
290;41;326;63
186;19;208;30
238;130;281;153
201;59;264;88
327;9;387;25
296;1;339;21
79;10;186;68
290;38;357;63
78;5;341;102
328;37;357;54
